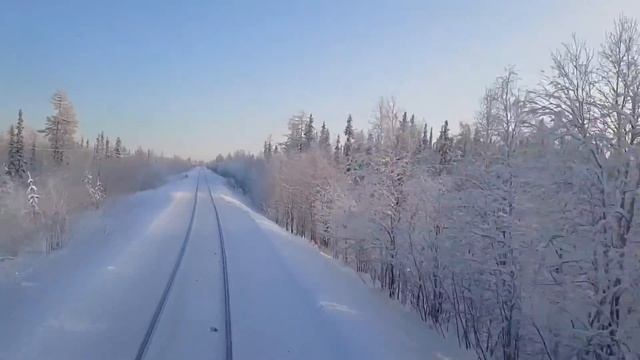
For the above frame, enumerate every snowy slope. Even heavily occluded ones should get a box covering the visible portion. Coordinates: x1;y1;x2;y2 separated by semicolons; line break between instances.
0;168;472;360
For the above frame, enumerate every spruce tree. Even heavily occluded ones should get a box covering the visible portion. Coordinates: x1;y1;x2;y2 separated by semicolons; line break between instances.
400;112;408;133
318;121;331;154
13;110;27;178
437;120;452;166
397;111;409;150
334;135;342;164
421;123;429;151
114;137;123;159
343;115;354;158
303;114;316;151
263;139;273;159
105;137;111;158
94;132;104;161
6;125;16;176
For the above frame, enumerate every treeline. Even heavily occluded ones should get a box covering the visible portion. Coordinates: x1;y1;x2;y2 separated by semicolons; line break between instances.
213;16;640;360
1;90;191;256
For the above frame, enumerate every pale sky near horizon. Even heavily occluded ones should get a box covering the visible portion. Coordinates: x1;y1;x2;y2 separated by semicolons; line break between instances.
1;0;638;160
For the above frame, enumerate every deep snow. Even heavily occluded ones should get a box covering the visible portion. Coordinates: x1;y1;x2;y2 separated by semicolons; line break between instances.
0;168;471;360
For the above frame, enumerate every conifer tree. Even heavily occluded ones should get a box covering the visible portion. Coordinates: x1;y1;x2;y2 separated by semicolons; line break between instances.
400;112;408;134
105;137;111;158
397;111;409;150
343;115;354;158
303;113;316;151
6;125;16;176
318;121;331;154
263;138;273;159
436;120;452;166
13;110;27;178
40;91;78;165
334;135;342;164
114;137;123;159
421;123;429;151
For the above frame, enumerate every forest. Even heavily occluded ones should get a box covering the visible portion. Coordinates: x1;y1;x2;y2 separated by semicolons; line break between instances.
213;16;640;360
0;90;191;257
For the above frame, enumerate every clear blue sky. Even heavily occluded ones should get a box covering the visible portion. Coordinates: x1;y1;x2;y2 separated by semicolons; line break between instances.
1;0;637;160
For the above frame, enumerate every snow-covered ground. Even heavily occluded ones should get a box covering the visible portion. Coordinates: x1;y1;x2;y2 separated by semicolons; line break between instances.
0;168;471;360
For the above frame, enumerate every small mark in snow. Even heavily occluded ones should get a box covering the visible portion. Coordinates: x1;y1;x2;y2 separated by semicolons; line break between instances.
318;301;357;314
106;266;116;271
210;326;218;332
20;281;36;287
435;353;452;360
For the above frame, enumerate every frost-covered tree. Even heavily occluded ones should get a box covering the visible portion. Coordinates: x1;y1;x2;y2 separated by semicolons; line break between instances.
319;121;331;155
334;135;341;164
105;137;111;159
114;137;123;159
263;137;273;160
210;15;640;360
285;112;307;153
82;172;106;208
303;113;317;151
40;91;78;165
343;114;354;158
11;110;27;178
25;172;40;220
420;123;429;152
5;125;16;177
436;120;452;167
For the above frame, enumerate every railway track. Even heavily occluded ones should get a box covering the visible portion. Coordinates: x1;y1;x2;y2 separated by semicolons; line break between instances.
134;170;233;360
205;174;233;360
